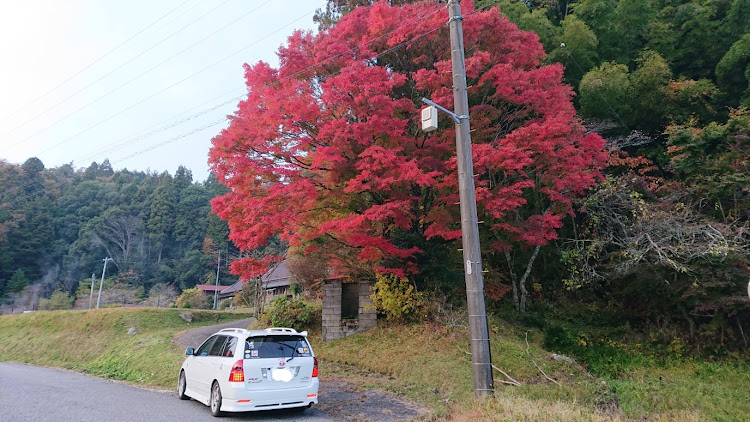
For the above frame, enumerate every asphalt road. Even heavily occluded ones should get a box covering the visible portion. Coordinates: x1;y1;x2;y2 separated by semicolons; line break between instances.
0;362;332;422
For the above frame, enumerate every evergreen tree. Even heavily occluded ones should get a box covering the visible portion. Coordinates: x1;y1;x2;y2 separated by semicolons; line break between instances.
147;176;176;262
7;269;29;293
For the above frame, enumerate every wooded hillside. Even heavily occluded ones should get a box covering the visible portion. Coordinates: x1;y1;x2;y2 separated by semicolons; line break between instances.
0;160;242;310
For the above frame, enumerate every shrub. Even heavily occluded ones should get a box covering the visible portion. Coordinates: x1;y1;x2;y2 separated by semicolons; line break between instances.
265;297;321;330
38;290;74;311
370;274;425;322
176;288;210;309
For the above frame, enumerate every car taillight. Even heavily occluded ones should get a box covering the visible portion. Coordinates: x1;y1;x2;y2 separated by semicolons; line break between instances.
229;359;244;382
312;357;318;378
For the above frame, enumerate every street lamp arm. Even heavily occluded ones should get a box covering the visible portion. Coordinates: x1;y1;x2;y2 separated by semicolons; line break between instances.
421;98;468;124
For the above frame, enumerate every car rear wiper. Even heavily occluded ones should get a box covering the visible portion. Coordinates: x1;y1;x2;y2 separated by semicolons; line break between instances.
272;341;298;363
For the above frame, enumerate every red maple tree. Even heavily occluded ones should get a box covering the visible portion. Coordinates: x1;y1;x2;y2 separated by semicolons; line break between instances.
209;0;606;294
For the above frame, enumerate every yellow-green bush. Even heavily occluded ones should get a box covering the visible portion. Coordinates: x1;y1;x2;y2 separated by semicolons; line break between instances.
370;274;425;322
176;288;210;309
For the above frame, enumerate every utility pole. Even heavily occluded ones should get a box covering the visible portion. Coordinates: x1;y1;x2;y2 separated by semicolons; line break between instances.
447;0;494;398
89;273;95;309
422;0;494;397
96;257;112;309
213;249;220;310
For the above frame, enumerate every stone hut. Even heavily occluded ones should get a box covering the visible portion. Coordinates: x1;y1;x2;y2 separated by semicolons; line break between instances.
322;277;376;342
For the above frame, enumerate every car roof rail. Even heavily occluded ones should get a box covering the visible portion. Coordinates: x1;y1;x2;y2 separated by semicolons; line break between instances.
264;327;297;334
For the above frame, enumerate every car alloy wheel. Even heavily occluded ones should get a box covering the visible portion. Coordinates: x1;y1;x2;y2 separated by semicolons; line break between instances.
210;382;222;417
177;372;188;400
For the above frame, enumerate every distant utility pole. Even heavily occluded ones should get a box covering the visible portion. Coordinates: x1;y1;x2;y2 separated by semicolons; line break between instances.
213;250;221;310
421;0;494;398
89;273;95;309
96;257;112;309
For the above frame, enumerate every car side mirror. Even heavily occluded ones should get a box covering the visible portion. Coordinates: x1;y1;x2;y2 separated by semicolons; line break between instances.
185;348;195;356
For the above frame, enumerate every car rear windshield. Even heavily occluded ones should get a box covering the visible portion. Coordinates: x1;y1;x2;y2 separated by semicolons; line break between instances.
243;335;312;359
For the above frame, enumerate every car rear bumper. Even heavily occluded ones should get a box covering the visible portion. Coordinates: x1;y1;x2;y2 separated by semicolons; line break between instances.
220;380;319;412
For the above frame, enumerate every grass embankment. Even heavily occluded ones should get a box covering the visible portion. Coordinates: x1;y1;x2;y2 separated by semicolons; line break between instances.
0;308;253;388
2;309;749;421
314;319;750;421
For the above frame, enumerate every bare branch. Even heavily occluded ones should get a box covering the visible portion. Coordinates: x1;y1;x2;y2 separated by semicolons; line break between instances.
462;349;521;386
525;331;561;386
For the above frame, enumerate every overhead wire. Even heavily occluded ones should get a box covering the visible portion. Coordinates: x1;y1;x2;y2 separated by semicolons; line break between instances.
87;2;452;166
1;2;451;208
3;0;237;140
20;7;317;159
0;0;195;126
75;88;245;165
112;119;228;164
8;1;450;171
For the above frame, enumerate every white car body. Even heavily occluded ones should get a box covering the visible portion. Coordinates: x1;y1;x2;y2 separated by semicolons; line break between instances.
178;327;319;416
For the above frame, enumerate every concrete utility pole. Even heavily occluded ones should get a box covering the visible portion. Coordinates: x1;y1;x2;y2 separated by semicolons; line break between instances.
96;257;112;309
89;273;95;309
213;249;221;310
423;0;494;397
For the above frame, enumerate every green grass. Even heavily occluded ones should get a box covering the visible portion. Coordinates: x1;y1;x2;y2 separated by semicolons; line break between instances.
314;318;750;421
2;308;749;421
0;308;254;388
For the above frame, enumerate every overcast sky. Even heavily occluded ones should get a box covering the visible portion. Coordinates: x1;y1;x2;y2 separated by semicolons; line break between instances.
0;0;326;182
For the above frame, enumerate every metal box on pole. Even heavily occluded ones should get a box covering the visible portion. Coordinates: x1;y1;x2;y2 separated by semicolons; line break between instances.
421;105;438;132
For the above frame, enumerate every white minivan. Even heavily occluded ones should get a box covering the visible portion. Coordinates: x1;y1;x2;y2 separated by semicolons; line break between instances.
178;327;319;416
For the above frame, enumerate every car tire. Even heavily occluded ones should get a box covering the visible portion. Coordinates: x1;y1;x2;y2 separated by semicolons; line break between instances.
177;371;189;400
210;381;223;417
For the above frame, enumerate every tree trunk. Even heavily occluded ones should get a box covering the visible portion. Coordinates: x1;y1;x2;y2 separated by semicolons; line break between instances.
679;305;695;339
519;245;542;313
736;315;748;349
504;250;520;311
504;246;542;313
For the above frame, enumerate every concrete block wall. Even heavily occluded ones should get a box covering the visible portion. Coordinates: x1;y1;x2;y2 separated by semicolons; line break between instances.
322;279;342;342
322;278;376;342
358;280;376;331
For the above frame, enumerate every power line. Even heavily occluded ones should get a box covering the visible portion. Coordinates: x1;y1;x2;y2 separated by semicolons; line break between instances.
12;7;317;157
105;8;454;167
3;0;237;140
11;2;448;168
1;2;450;207
112;118;228;164
0;0;195;126
76;88;245;165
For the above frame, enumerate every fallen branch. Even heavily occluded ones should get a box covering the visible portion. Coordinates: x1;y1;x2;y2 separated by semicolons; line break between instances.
462;349;521;386
525;331;561;386
492;364;522;386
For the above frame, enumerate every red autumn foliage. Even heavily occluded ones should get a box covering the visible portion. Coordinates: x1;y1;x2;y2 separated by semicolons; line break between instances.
209;0;606;279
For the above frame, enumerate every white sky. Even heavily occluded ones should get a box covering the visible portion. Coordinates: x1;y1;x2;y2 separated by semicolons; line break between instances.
0;0;326;182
